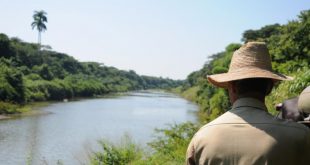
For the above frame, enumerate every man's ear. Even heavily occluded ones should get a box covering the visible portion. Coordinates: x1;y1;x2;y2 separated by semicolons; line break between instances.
231;81;238;94
228;81;238;104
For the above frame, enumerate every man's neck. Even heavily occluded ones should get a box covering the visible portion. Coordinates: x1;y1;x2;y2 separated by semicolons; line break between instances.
238;93;265;104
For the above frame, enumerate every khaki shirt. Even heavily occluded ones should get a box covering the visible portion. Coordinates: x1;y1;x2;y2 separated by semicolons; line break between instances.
186;98;310;165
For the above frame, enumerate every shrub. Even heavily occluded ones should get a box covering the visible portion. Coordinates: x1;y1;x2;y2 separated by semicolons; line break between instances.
0;101;19;114
147;122;200;164
90;135;143;165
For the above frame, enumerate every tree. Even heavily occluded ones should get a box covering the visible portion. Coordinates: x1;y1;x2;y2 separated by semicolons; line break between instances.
31;10;48;48
0;33;13;58
242;24;280;43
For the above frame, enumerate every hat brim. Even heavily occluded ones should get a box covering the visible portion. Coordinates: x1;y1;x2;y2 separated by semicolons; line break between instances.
207;68;293;88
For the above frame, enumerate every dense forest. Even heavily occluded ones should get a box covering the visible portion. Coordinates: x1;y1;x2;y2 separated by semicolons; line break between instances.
0;35;182;114
88;9;310;165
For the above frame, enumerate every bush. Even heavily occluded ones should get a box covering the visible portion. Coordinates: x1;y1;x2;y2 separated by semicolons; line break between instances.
0;101;19;114
211;66;227;74
0;64;26;103
208;89;230;121
90;135;143;165
147;122;200;164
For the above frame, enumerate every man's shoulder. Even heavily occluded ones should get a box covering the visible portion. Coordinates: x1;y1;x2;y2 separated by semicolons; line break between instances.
195;110;310;139
193;112;237;136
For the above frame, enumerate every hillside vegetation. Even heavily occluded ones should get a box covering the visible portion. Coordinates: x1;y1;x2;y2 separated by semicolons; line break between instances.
0;35;182;114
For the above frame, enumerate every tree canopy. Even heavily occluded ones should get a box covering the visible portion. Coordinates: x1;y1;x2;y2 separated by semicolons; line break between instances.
31;10;48;46
0;33;182;108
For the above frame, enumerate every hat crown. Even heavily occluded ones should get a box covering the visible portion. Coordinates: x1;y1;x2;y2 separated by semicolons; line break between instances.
229;42;272;72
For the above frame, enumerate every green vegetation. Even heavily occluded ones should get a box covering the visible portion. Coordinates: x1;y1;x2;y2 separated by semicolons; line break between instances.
90;135;144;165
266;67;310;115
180;43;241;122
0;101;19;114
0;33;183;114
90;122;199;165
146;122;199;164
89;9;310;164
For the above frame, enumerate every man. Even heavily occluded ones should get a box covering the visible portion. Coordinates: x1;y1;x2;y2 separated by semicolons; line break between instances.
186;42;310;165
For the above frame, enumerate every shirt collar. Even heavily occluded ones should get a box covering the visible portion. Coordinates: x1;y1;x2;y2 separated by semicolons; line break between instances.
232;97;268;111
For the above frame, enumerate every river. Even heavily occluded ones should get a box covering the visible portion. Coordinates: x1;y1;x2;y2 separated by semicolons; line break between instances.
0;91;198;165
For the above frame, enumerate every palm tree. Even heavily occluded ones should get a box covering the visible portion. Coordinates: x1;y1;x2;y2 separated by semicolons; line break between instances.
31;10;48;48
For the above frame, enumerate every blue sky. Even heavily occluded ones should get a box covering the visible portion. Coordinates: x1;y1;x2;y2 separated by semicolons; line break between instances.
1;0;309;79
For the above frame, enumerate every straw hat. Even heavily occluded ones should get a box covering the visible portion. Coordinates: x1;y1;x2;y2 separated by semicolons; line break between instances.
207;42;293;88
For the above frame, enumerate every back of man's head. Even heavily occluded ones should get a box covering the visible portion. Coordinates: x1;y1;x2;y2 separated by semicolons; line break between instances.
234;78;273;98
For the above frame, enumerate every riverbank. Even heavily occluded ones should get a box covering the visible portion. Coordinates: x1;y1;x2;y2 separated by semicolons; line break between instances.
0;90;166;120
0;91;125;119
167;86;209;123
0;115;10;120
0;102;51;120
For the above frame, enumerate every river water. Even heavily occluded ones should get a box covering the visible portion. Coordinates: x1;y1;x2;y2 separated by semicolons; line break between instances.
0;91;198;165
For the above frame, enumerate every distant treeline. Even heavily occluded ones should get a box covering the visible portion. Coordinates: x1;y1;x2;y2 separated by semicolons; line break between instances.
0;34;183;105
177;9;310;122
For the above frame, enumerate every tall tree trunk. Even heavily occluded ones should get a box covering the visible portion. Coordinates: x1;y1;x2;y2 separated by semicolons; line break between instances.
38;31;41;50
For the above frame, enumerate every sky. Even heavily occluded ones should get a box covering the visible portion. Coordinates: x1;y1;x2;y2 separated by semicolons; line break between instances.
0;0;309;79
